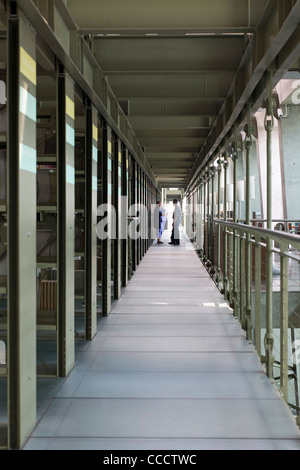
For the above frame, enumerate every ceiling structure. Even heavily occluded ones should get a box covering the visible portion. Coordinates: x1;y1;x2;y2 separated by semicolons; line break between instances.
66;0;269;188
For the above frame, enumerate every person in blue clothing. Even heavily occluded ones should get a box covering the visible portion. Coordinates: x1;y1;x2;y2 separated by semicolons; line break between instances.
154;200;164;244
169;199;181;245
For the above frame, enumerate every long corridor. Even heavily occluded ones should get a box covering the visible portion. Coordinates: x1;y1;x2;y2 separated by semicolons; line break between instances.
24;232;300;450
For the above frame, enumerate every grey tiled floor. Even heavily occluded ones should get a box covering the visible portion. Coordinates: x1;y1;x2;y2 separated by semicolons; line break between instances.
24;231;300;450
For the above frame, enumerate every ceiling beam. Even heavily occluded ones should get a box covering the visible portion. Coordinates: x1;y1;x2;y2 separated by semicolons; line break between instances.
127;116;217;128
135;129;210;138
186;0;300;189
93;37;245;72
66;0;268;34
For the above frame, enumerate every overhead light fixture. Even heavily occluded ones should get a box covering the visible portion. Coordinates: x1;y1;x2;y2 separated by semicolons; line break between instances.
185;32;209;36
146;33;158;36
0;81;6;105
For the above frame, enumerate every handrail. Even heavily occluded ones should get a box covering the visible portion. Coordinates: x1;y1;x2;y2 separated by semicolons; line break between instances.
214;219;300;251
237;219;300;224
196;217;300;416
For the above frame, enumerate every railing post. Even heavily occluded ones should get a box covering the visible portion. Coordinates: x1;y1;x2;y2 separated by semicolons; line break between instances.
199;176;204;259
254;237;262;358
280;242;289;403
198;176;202;250
245;112;253;342
232;132;240;319
210;165;216;277
206;168;212;271
223;153;229;300
216;157;222;288
239;233;245;327
264;71;275;379
203;171;207;264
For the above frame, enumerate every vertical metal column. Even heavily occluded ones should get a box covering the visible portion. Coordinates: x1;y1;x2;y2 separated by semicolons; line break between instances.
196;178;200;250
206;169;211;270
113;135;122;299
199;177;204;259
121;144;129;287
203;171;207;263
57;65;75;376
131;158;137;272
245;112;253;341
7;5;37;449
254;236;262;357
280;241;289;402
232;134;240;320
143;173;147;254
210;165;216;276
146;177;150;250
223;152;229;300
140;170;144;258
264;73;275;378
216;158;222;287
85;101;98;339
137;165;141;264
101;123;112;316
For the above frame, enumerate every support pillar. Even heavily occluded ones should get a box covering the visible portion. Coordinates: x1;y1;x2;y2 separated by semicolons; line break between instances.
210;165;216;276
57;64;75;376
203;171;207;263
121;144;129;287
137;166;141;264
216;157;222;287
7;5;37;449
223;151;229;300
131;158;138;272
264;72;275;378
206;168;212;270
280;241;289;402
85;101;98;339
245;110;253;342
198;178;203;257
232;133;240;321
113;135;122;300
101;123;112;316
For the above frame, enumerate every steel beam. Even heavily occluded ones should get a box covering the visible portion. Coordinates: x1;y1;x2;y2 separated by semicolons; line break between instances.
67;0;267;34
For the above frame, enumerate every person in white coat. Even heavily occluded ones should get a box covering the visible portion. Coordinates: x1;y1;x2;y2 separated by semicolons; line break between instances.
169;199;181;245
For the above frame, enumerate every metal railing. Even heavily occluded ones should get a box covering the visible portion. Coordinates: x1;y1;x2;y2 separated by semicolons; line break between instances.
201;218;300;421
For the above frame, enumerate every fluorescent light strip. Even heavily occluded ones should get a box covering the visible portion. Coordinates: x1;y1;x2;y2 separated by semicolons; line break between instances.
185;33;210;36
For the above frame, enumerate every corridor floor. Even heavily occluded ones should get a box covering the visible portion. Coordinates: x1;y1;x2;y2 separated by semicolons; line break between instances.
24;231;300;450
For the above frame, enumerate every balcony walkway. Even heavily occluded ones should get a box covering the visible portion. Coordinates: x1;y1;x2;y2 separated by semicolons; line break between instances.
24;231;300;450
